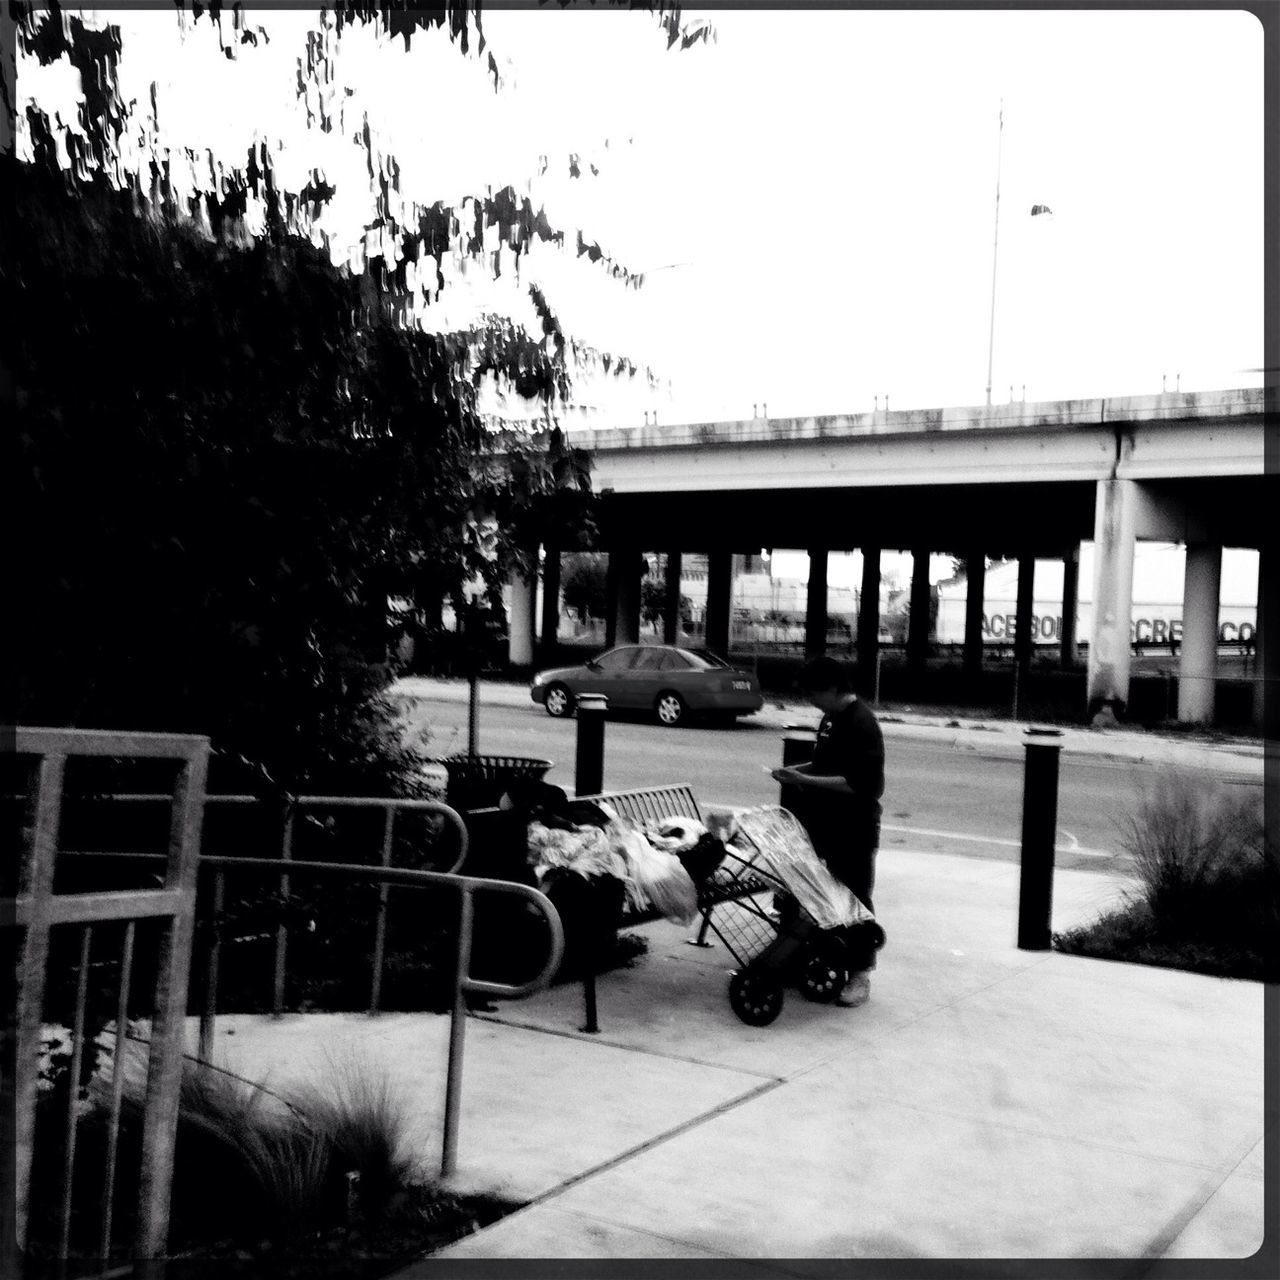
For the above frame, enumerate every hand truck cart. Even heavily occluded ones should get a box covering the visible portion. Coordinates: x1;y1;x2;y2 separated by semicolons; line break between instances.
697;806;884;1026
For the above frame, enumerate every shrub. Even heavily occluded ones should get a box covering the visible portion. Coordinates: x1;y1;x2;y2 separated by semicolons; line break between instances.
285;1047;419;1220
1055;770;1276;981
1118;770;1271;939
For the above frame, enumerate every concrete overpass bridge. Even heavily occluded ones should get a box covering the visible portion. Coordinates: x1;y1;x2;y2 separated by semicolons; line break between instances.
507;386;1274;727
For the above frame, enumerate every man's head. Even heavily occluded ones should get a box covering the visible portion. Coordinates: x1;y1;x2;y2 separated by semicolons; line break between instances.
796;656;854;713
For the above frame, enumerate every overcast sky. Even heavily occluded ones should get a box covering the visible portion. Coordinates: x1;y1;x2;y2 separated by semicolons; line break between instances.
19;4;1265;432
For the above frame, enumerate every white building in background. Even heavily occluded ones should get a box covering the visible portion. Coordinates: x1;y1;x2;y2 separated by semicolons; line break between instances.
935;543;1259;647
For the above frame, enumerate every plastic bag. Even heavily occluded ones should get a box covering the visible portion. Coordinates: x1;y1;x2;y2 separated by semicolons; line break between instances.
607;820;699;925
729;807;876;932
643;815;708;854
527;821;627;883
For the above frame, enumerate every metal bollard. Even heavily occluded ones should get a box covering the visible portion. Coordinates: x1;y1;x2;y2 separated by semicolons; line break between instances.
575;693;608;797
467;671;480;756
779;724;818;812
1017;729;1063;950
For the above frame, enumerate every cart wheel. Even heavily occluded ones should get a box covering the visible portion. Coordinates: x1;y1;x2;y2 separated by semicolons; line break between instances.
801;935;849;1003
729;969;784;1026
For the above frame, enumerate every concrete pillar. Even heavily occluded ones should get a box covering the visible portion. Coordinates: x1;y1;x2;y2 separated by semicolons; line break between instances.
1013;554;1035;717
1060;544;1080;668
705;550;733;658
804;547;829;659
906;548;931;672
662;551;683;645
507;570;536;666
857;547;881;699
539;547;561;659
609;549;643;647
1086;478;1139;721
963;552;985;678
1255;544;1273;735
1177;544;1222;724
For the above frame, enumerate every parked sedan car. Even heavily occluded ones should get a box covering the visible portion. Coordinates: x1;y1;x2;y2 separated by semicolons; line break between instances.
530;644;764;726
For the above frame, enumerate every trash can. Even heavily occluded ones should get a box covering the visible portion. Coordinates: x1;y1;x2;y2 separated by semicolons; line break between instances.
779;724;818;812
439;754;554;813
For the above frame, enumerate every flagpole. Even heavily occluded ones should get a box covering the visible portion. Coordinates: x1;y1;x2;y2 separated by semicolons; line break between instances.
985;100;1004;407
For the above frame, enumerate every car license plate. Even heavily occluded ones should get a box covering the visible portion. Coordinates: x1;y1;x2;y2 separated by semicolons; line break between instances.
732;680;751;691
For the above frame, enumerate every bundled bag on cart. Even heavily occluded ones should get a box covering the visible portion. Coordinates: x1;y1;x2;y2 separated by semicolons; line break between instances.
726;806;885;965
642;815;728;886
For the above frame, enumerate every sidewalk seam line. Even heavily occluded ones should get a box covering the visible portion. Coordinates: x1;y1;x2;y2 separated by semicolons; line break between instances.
471;1011;782;1082
497;1076;786;1219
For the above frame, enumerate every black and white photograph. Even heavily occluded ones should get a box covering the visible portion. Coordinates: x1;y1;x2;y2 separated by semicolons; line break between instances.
6;2;1275;1274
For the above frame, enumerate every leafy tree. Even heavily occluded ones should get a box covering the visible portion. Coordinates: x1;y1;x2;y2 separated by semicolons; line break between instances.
561;553;609;623
8;2;712;792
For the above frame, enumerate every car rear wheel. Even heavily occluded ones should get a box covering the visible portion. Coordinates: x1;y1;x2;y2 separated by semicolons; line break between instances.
543;683;575;718
654;691;686;726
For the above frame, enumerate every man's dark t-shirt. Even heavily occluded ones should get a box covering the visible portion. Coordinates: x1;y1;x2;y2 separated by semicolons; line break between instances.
795;696;885;900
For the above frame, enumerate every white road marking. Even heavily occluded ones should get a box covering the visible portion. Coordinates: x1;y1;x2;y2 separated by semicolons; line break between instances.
880;822;1114;859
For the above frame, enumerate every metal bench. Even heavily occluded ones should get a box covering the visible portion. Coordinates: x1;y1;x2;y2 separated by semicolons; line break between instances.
459;783;772;1032
572;784;771;1031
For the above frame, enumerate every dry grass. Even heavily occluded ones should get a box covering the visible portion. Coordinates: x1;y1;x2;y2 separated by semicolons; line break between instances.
1056;770;1276;980
282;1045;420;1217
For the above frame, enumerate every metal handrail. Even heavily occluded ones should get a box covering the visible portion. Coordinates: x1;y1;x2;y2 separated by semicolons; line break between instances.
197;855;564;1177
66;792;469;1016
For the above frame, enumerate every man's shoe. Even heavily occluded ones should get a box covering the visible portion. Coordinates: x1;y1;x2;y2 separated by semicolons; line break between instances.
836;973;871;1007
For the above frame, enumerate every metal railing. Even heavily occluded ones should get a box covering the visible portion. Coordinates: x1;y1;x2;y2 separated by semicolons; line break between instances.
5;727;209;1273
83;793;470;1024
6;741;566;1273
197;855;563;1177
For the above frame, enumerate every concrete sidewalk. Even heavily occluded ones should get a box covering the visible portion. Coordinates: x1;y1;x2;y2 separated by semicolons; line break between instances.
195;847;1272;1267
391;675;1267;779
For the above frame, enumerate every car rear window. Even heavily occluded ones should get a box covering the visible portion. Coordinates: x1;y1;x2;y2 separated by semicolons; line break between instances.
595;647;640;671
686;649;731;669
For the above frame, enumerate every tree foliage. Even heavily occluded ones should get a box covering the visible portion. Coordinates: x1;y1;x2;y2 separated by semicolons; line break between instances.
8;2;711;791
560;553;610;622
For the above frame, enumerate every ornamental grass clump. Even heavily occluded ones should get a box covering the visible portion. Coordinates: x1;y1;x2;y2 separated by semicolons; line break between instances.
1055;769;1276;980
285;1046;420;1221
1121;771;1271;935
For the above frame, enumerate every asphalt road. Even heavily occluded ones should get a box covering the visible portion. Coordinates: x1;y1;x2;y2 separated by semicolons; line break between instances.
394;694;1177;875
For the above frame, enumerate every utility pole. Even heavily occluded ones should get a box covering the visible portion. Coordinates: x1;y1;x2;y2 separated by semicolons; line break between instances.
985;100;1005;407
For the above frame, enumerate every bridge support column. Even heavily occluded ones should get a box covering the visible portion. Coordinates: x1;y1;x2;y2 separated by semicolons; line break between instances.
907;548;931;673
606;548;643;647
705;550;732;658
539;547;561;660
804;548;828;660
963;552;985;679
1060;544;1080;668
507;570;536;667
1086;479;1139;721
1013;554;1035;718
1177;544;1221;724
1255;544;1273;735
662;551;683;645
857;547;881;699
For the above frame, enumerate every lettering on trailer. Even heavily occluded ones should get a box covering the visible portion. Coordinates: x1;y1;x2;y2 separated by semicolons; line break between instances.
979;614;1255;644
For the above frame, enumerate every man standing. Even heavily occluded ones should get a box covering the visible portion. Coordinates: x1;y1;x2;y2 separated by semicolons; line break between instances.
771;655;885;1006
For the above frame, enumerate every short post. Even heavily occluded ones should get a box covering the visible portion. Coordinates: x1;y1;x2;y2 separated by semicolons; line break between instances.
779;724;817;812
1017;730;1063;950
467;671;480;756
575;693;608;796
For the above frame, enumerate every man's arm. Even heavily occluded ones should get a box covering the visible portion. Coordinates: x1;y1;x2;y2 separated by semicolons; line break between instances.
770;763;854;794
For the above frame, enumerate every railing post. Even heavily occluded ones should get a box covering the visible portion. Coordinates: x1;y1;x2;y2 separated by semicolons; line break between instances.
574;693;608;796
272;807;294;1018
1017;730;1063;950
369;806;396;1015
442;884;474;1178
198;869;225;1062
